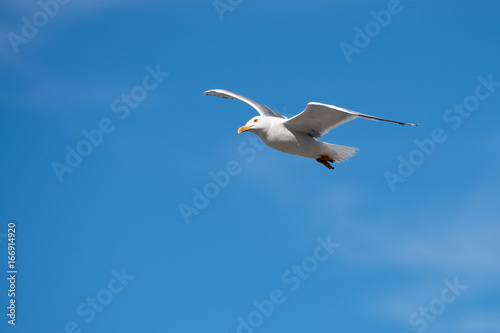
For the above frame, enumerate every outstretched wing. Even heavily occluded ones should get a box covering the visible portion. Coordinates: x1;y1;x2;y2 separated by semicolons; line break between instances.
204;89;286;118
284;102;419;138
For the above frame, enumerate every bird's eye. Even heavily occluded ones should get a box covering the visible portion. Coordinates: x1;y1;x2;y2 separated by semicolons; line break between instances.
254;119;259;123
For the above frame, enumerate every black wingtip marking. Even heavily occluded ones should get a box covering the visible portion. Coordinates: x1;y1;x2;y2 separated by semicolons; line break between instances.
204;90;235;99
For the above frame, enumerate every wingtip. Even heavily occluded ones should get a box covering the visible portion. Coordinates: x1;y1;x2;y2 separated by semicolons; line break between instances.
396;121;420;126
204;89;229;97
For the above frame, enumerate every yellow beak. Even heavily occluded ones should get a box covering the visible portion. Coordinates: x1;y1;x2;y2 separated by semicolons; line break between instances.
238;125;252;134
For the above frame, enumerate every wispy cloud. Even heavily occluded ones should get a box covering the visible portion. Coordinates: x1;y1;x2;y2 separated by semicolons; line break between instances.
457;313;500;333
343;189;500;274
0;0;163;66
338;187;500;331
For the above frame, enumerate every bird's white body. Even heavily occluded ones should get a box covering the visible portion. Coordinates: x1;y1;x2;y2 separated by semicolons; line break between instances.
261;123;319;158
251;117;352;161
204;89;418;169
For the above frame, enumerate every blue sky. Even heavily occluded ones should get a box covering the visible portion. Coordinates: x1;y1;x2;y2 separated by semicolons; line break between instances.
1;0;500;332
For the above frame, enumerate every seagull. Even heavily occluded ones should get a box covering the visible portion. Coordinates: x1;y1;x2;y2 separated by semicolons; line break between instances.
204;89;419;169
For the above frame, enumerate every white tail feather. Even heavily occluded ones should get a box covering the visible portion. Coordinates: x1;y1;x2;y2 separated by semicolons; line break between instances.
322;143;358;163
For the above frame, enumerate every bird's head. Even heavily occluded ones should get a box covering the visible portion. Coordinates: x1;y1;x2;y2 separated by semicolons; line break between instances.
238;116;267;134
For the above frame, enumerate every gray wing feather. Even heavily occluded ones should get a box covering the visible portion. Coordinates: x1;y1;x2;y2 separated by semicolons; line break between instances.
285;102;419;138
204;89;286;118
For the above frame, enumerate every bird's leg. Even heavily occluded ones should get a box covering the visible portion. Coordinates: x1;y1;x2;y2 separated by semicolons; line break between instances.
316;155;335;170
317;159;334;169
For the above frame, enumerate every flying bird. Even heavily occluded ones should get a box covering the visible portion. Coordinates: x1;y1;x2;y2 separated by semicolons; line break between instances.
204;89;419;169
